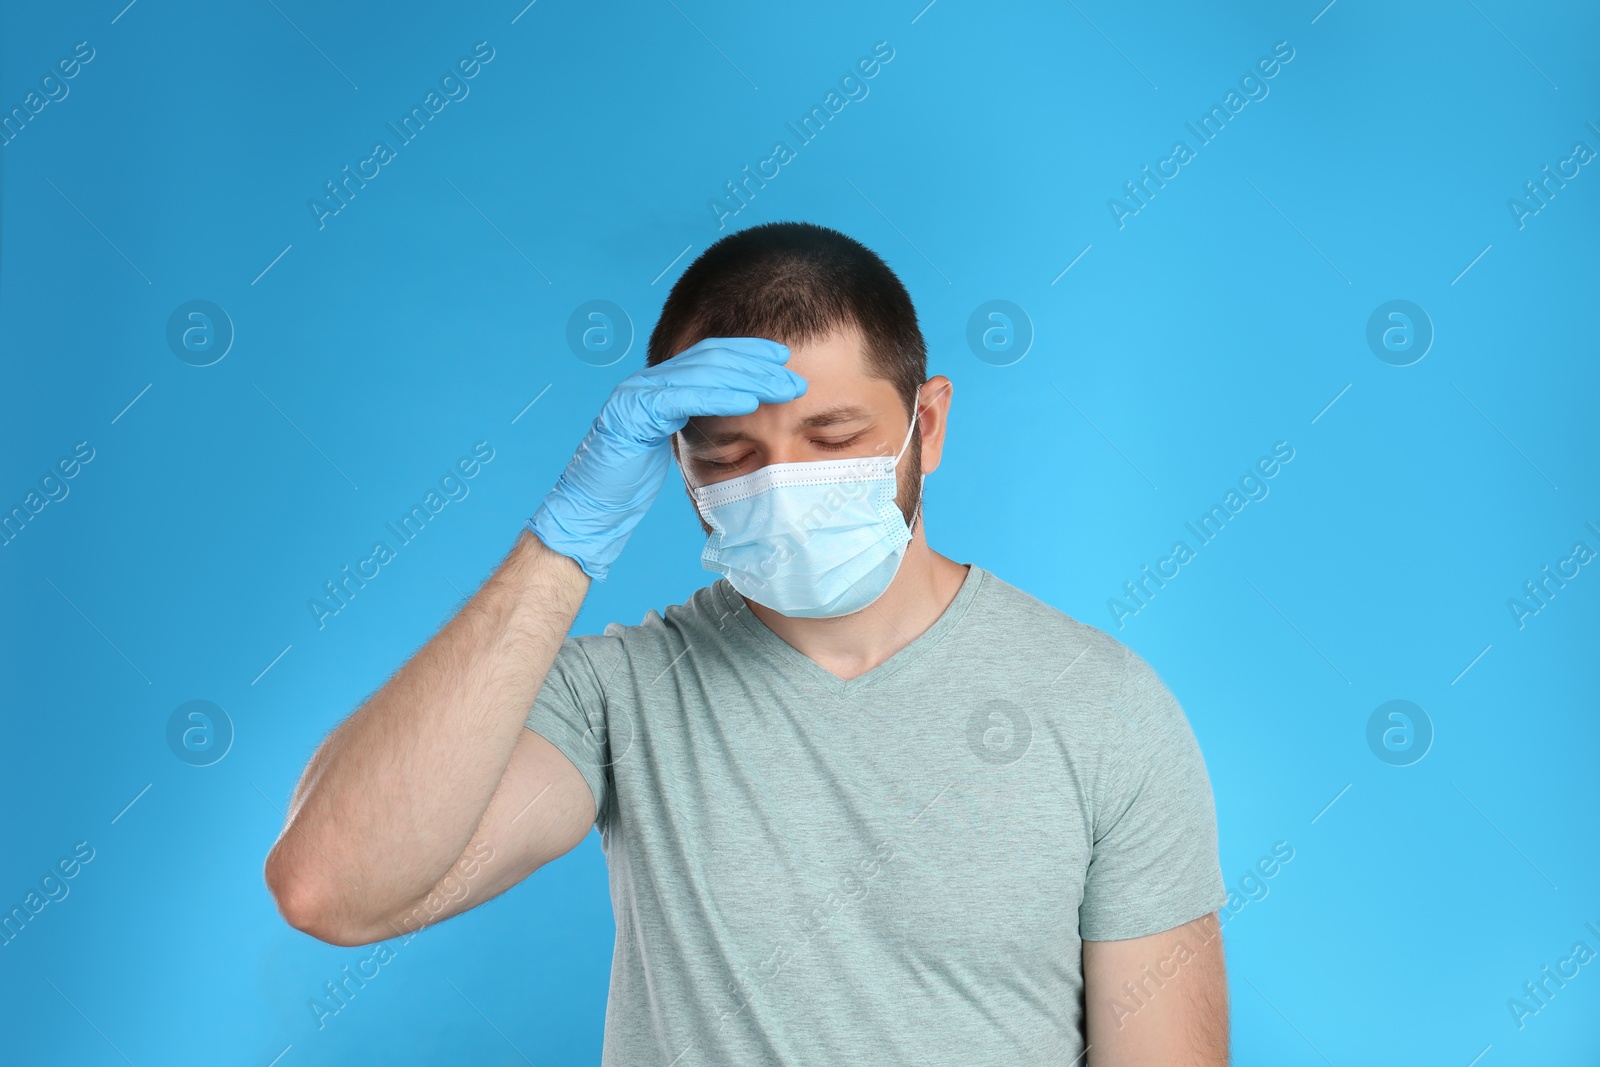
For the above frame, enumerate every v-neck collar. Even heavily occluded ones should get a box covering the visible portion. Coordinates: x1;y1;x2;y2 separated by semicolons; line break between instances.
711;564;986;698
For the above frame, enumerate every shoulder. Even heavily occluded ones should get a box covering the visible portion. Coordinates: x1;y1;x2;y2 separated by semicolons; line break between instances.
963;568;1195;743
963;566;1133;689
563;580;728;670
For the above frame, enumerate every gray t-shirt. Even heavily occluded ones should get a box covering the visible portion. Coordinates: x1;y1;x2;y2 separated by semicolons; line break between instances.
525;563;1226;1065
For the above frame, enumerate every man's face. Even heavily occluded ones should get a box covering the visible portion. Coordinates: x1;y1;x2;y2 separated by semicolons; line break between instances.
674;325;926;535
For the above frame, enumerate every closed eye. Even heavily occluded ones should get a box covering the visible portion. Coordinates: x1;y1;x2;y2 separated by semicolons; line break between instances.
700;431;870;470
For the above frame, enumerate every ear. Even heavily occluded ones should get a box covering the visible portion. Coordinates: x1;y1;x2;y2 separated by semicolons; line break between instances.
913;376;954;474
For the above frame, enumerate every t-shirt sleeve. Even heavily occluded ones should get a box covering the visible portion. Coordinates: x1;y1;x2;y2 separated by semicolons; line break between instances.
524;633;615;832
1078;644;1227;941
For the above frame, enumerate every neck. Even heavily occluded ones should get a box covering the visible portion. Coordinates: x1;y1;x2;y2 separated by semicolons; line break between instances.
743;527;970;681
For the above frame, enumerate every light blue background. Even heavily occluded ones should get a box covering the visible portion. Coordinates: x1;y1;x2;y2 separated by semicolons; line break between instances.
3;0;1597;1063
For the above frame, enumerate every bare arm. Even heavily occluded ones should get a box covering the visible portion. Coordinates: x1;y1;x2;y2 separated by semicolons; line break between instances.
263;529;594;946
1083;912;1230;1065
263;338;808;946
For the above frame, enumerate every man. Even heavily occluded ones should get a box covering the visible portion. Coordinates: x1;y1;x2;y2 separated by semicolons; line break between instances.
265;221;1230;1064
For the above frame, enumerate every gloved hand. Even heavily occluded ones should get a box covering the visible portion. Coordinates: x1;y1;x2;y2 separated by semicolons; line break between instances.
527;337;806;581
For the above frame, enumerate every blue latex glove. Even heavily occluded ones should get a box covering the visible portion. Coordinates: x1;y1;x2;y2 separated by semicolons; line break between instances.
527;337;806;580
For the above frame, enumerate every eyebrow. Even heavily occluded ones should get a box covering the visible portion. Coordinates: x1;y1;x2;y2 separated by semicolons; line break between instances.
682;403;875;450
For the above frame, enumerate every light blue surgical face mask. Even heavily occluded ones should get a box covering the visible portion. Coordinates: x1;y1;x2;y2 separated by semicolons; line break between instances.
688;413;922;619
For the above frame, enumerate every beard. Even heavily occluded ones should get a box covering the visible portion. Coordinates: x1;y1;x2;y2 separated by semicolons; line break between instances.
895;423;924;530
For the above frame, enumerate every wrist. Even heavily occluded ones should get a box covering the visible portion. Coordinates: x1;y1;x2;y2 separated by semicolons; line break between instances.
526;505;605;582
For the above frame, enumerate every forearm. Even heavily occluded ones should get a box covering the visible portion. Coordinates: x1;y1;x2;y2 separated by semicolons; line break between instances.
265;529;588;940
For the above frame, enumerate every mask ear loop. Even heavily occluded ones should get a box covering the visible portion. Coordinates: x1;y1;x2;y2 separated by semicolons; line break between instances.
892;404;922;536
894;377;951;467
890;404;919;467
898;378;948;535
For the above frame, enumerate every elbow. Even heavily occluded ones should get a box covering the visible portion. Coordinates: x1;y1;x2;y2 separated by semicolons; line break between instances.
264;848;372;948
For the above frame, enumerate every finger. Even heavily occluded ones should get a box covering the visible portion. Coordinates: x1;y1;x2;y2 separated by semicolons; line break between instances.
658;349;807;398
643;386;764;428
675;336;790;364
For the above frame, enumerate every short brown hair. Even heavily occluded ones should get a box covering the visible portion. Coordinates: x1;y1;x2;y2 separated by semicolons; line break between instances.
647;221;927;416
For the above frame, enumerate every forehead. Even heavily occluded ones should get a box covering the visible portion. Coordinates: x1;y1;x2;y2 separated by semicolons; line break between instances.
777;323;872;382
683;323;901;439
